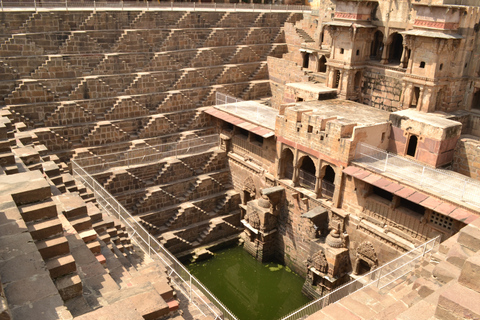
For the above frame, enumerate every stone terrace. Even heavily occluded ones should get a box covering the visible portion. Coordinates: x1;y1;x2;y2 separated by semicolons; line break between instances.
0;10;302;160
0;113;190;319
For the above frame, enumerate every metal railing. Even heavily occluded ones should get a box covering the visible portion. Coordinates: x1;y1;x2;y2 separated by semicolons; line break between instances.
231;135;264;161
354;143;480;208
71;159;238;320
320;180;334;198
0;0;311;12
281;235;441;320
298;169;315;190
75;134;220;174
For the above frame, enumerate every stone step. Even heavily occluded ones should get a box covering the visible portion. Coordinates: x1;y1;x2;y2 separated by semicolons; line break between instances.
93;216;115;233
86;202;102;222
152;278;175;302
87;240;101;255
436;282;480;320
55;273;82;301
42;161;60;178
78;229;97;243
69;214;92;232
99;232;111;244
61;173;75;187
57;193;88;218
107;227;118;237
18;198;57;222
45;254;76;279
0;152;15;166
27;217;63;241
35;235;69;260
0;171;50;205
3;164;18;174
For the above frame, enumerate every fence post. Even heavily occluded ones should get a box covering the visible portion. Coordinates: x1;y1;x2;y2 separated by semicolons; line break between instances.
383;153;388;172
193;2;195;11
461;179;467;200
94;0;96;12
234;3;236;11
122;0;124;11
66;0;68;11
148;235;151;257
34;0;37;12
1;0;3;12
420;166;425;186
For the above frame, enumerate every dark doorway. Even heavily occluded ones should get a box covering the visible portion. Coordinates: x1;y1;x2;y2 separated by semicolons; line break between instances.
318;55;327;73
298;156;316;190
333;70;340;88
472;89;480;110
388;33;403;64
303;52;310;68
370;30;384;60
354;72;361;90
411;86;420;108
406;134;418;157
282;149;294;180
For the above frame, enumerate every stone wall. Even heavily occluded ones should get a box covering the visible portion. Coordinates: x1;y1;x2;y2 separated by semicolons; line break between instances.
361;67;404;112
452;136;480;180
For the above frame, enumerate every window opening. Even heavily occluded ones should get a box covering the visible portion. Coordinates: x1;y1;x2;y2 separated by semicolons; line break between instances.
388;33;403;64
419;61;425;68
406;134;418;157
372;186;393;201
318;55;327;73
303;52;310;68
430;211;453;230
411;87;420;108
307;125;313;133
399;198;425;216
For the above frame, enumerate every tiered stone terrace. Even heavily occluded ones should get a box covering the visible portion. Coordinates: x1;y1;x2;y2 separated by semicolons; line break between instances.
0;9;303;256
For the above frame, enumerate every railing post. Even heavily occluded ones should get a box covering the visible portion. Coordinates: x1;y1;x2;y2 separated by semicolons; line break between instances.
193;1;195;11
66;0;68;11
122;0;124;11
34;0;37;12
420;166;425;186
461;179;467;200
148;234;151;257
94;0;96;12
383;153;388;172
376;267;382;288
171;1;173;11
234;2;236;11
1;0;3;12
189;276;192;301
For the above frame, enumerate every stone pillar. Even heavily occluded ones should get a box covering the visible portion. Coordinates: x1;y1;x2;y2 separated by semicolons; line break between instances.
417;87;425;111
380;44;389;64
331;166;343;208
402;84;413;108
326;66;334;88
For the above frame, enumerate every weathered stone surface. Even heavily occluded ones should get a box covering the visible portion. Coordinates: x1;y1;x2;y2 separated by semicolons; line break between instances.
458;253;480;293
0;171;50;205
457;225;480;253
436;283;480;320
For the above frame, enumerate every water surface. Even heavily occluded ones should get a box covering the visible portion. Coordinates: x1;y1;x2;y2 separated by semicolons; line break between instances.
187;246;310;320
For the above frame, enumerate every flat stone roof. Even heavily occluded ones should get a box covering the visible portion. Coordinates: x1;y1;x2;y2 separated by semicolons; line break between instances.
391;109;462;129
293;99;391;126
286;82;338;95
401;29;462;39
211;100;278;131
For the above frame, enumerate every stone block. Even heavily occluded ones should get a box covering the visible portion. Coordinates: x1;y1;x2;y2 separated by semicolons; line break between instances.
45;254;76;279
457;225;480;252
0;171;51;205
18;199;57;223
446;243;471;268
56;193;87;218
27;217;63;241
433;260;461;284
35;236;70;260
436;282;480;320
125;290;169;320
55;274;82;301
458;253;480;293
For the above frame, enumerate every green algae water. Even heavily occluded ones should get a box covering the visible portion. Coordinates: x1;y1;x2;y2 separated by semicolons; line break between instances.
187;246;310;320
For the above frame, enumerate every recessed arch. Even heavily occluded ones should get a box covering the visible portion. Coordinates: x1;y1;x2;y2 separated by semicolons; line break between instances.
280;148;294;180
298;155;316;190
370;30;384;60
318;55;327;73
388;33;403;64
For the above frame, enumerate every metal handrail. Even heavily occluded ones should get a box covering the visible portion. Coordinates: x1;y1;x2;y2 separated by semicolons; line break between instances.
280;235;440;320
354;143;480;208
71;159;238;320
0;0;311;12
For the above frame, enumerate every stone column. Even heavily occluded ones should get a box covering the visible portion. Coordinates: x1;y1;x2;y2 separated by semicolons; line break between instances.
331;166;343;208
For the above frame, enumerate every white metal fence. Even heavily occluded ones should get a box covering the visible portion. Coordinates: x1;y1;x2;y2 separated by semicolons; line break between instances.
76;134;219;174
0;0;311;12
72;159;238;320
354;143;480;208
281;235;440;320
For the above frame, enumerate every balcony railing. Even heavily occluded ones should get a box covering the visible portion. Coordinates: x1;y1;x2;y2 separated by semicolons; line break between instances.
298;169;316;190
354;143;480;208
1;0;311;12
281;235;441;320
321;180;334;198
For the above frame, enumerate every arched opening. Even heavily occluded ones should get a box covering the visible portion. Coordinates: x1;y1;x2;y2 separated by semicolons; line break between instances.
303;52;310;69
406;134;418;157
472;89;480;110
321;165;335;198
333;70;340;89
354;71;362;90
281;148;294;180
318;55;327;73
298;156;316;190
388;33;403;64
411;86;420;109
355;259;372;275
370;30;384;60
